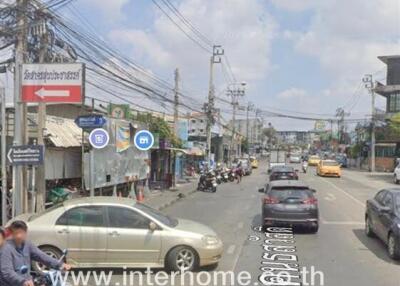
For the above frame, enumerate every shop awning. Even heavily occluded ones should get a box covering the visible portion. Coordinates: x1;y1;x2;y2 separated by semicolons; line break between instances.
27;114;83;148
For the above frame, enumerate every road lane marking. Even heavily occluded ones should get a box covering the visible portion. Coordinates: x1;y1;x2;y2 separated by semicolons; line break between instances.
320;177;365;207
230;242;244;271
324;193;336;201
227;244;236;255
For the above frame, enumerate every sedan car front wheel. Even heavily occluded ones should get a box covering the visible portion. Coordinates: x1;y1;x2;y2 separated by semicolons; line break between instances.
388;233;400;260
32;246;62;274
167;246;198;272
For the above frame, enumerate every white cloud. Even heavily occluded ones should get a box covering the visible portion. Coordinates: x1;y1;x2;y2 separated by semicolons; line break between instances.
108;0;278;94
278;0;400;119
277;88;307;99
293;0;400;78
270;0;315;12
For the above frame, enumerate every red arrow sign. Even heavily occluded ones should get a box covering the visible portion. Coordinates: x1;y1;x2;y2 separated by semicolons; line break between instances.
22;63;84;103
22;85;82;103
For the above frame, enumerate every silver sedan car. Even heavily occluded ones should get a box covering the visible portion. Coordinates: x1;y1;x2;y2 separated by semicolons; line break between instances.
12;197;223;271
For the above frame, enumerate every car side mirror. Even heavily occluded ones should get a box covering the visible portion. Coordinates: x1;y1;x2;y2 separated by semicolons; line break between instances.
149;222;157;231
258;188;265;193
311;189;317;193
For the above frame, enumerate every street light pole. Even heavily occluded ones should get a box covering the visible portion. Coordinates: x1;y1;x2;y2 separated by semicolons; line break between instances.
363;74;375;172
246;102;254;154
1;87;7;224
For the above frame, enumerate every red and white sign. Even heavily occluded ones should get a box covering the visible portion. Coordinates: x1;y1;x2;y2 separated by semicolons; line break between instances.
22;63;84;103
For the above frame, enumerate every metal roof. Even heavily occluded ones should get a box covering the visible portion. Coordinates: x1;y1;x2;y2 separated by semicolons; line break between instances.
28;114;83;148
45;115;82;147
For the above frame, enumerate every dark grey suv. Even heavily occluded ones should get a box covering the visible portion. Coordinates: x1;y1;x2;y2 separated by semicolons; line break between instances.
259;180;319;232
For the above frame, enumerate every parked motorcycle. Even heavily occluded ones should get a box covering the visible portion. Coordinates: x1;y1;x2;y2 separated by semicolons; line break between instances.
227;168;236;182
198;170;218;192
215;169;223;185
221;169;230;183
20;250;70;286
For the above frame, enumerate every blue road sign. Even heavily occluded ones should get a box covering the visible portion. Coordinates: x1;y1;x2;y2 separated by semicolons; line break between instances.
75;115;107;129
89;128;110;149
7;145;44;166
134;130;154;151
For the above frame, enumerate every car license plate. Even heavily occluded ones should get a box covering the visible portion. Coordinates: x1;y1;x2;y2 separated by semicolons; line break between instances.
285;205;298;210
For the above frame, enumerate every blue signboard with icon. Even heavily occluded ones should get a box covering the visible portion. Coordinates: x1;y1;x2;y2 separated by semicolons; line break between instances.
75;115;107;129
89;128;110;149
134;130;154;151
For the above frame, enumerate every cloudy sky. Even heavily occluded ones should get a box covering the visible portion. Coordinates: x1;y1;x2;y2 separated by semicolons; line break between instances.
66;0;399;130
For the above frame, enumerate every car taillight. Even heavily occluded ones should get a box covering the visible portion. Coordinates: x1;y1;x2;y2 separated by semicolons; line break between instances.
263;196;279;204
303;198;318;205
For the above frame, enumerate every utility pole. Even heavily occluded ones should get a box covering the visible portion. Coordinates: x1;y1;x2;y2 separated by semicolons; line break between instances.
253;108;260;148
246;102;254;154
35;15;49;213
227;83;246;163
13;0;28;216
206;45;224;163
1;87;7;224
173;68;180;137
363;74;375;172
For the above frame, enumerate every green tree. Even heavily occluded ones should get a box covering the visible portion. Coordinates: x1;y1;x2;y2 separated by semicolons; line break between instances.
389;113;400;136
149;116;182;148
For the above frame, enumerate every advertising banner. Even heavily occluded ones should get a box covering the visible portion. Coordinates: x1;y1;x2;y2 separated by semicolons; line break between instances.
116;123;131;152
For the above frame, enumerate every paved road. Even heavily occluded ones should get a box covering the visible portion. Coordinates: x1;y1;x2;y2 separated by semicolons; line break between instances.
235;163;400;286
81;162;400;286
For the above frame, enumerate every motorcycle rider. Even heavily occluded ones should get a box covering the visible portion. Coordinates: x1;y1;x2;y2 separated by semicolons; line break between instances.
236;161;243;184
0;220;72;286
302;158;308;173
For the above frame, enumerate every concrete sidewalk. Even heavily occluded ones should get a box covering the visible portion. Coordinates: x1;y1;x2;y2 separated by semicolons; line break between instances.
144;179;198;210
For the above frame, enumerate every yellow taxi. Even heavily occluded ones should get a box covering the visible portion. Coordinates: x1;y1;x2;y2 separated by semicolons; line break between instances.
308;155;321;166
250;156;259;169
317;160;341;177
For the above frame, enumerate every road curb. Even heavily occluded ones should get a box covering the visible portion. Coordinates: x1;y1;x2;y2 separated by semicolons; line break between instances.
156;189;197;211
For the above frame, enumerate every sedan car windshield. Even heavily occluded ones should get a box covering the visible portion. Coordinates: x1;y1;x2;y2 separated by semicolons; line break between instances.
135;203;178;227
